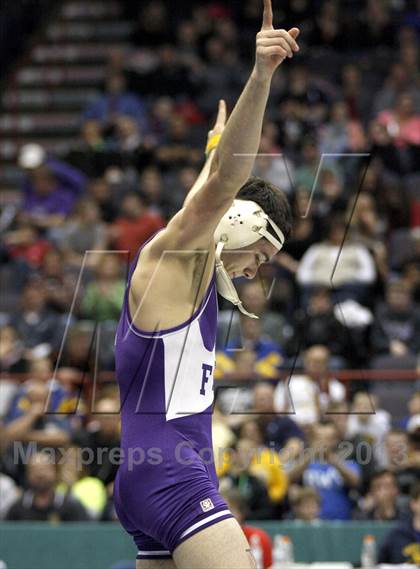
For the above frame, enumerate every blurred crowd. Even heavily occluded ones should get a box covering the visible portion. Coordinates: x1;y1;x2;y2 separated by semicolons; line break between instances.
0;0;419;563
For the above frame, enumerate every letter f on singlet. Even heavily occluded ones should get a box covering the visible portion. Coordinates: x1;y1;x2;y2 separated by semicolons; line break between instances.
200;363;213;395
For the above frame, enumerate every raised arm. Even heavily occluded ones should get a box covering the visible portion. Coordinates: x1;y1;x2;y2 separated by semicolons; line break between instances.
212;0;299;195
146;0;300;254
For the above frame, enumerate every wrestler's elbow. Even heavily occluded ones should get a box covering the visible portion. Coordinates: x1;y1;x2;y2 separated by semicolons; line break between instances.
214;165;248;200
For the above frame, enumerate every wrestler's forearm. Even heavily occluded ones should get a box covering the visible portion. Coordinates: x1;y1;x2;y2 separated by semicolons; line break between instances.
214;69;271;196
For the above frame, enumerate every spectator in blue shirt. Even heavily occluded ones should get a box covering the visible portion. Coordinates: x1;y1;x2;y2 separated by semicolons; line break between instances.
253;382;305;461
83;72;146;130
288;421;361;520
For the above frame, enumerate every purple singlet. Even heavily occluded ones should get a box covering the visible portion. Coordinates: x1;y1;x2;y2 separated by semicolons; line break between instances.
114;234;232;560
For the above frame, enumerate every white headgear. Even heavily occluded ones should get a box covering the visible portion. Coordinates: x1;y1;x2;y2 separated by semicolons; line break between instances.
214;199;285;319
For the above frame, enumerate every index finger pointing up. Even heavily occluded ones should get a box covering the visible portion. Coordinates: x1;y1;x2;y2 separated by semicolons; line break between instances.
261;0;273;30
216;99;227;127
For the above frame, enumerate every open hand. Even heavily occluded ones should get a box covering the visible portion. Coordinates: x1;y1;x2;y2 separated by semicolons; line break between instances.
254;0;300;82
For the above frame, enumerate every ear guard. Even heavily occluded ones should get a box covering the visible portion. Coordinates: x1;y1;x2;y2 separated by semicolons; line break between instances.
214;199;285;318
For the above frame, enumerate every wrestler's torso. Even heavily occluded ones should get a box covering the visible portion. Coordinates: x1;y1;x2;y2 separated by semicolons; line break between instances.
129;236;216;332
115;232;219;464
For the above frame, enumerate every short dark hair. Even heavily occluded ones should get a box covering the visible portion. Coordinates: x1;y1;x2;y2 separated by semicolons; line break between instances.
237;176;293;242
386;428;409;439
410;481;420;501
369;469;397;487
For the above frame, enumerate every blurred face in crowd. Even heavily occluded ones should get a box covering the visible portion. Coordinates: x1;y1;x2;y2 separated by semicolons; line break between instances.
116;115;140;140
355;192;375;215
160;45;177;67
239;313;262;342
42;249;63;278
400;44;418;70
106;74;126;95
0;325;19;352
141;167;163;200
26;380;49;408
385;431;409;468
302;140;318;164
327;220;346;246
386;283;411;313
351;391;376;425
81;120;102;145
233;438;255;471
169;115;188;141
403;262;420;292
89;178;110;203
29;358;53;383
408;393;420;416
120;193;145;219
96;254;122;281
262;121;279;145
312;423;338;453
177;21;197;47
215;18;238;44
370;472;398;505
152;97;174;123
27;453;57;493
341;64;360;89
389;63;408;87
31;166;56;196
73;198;100;225
331;101;348;123
253;383;275;413
395;93;415;118
308;288;332;315
367;0;389;22
369;120;391;145
410;492;420;519
321;170;342;201
303;345;330;380
59;446;82;485
294;188;311;217
21;284;46;312
351;391;374;413
67;327;92;365
234;348;257;375
205;36;225;62
239;420;264;446
139;0;167;29
94;398;120;438
290;66;309;93
239;282;267;316
294;495;320;521
327;402;349;437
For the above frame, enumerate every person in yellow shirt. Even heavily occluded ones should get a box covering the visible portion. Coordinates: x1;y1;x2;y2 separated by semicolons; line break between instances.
218;419;288;506
240;419;288;504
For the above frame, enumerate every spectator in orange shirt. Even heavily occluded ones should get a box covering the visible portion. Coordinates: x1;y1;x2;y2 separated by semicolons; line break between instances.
110;191;165;260
222;488;273;569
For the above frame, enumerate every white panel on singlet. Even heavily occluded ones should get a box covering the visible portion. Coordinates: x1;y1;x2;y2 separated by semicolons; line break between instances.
163;317;215;421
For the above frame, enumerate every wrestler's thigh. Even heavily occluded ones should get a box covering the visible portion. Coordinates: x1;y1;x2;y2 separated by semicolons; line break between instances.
173;517;255;569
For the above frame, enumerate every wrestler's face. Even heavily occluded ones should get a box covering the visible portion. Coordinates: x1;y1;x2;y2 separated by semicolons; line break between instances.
220;238;278;279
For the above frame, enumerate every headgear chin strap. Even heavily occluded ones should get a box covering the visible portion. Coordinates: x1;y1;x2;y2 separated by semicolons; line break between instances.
214;199;285;318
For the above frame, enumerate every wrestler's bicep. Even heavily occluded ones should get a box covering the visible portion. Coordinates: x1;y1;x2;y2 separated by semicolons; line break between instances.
147;172;234;254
